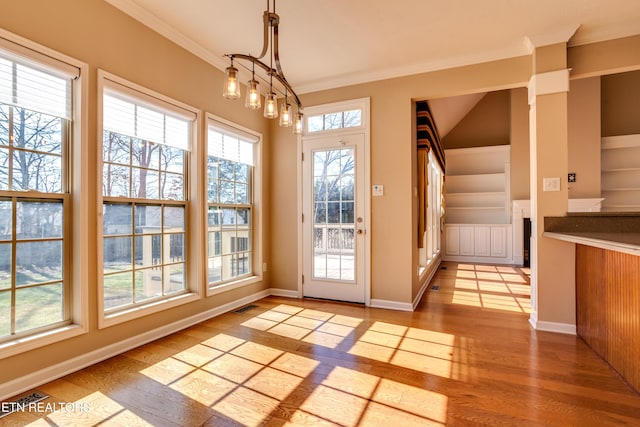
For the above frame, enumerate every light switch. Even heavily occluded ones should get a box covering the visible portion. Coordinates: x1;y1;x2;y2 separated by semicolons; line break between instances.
372;184;384;196
543;177;561;192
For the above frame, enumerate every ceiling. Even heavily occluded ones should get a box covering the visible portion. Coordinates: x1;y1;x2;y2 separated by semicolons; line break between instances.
107;0;640;96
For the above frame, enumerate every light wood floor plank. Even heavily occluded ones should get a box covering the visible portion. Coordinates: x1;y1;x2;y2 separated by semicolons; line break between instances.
4;261;640;426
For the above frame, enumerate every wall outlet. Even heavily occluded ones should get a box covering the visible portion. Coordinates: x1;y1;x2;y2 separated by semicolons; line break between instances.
372;184;384;196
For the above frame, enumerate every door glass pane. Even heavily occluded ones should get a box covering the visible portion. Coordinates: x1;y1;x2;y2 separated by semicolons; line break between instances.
312;148;355;281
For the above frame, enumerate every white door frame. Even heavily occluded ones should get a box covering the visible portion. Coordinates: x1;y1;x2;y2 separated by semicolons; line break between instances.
297;97;371;305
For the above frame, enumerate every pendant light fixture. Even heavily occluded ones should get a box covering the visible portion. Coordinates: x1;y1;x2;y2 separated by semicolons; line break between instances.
223;0;303;134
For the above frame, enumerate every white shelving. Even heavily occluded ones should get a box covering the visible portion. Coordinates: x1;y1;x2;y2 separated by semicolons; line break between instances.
444;145;512;264
445;145;511;224
601;135;640;212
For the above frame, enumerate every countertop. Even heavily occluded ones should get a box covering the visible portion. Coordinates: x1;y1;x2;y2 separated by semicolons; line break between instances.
543;213;640;256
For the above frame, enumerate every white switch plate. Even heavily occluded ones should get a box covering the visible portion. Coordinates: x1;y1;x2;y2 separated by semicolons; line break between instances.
543;177;561;192
372;184;384;196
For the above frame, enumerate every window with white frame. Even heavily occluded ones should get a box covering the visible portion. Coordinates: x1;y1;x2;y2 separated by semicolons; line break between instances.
0;41;79;342
306;108;362;133
419;150;443;269
101;76;195;313
207;118;258;287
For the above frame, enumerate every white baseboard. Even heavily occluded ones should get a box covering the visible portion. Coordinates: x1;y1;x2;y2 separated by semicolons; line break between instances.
269;288;299;299
0;288;271;401
369;299;413;312
529;313;576;335
413;258;441;310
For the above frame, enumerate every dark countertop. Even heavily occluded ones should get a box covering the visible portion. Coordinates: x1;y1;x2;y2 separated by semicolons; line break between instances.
544;213;640;256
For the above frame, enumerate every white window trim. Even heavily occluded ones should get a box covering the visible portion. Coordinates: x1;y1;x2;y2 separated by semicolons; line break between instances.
0;28;89;359
205;113;263;297
97;70;202;329
303;98;367;136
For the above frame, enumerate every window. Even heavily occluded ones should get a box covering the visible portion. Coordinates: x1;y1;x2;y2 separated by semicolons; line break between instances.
101;74;196;315
307;109;362;133
0;40;79;343
207;117;259;288
419;150;443;270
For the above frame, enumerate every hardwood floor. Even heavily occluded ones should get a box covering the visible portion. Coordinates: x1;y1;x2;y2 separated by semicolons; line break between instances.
4;261;640;426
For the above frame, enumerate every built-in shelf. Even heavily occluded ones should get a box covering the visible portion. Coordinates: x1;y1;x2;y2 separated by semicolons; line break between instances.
601;135;640;212
445;145;510;224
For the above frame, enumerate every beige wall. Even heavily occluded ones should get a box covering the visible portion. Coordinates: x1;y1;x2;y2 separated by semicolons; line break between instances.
0;0;271;385
568;77;601;198
510;88;531;200
273;58;532;304
442;90;510;149
601;70;640;137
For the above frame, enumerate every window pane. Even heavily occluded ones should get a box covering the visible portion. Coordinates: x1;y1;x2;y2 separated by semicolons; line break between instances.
220;181;235;204
165;233;185;263
132;139;160;169
237;208;250;226
314;177;326;201
327;202;340;224
135;268;161;302
135;205;161;234
235;183;248;204
164;263;185;294
343;109;362;128
341;202;354;224
208;257;221;283
15;109;63;154
17;201;63;239
103;132;130;165
0;147;8;190
324;112;341;130
164;206;185;231
236;163;249;183
161;145;184;173
162;172;184;200
221;208;236;225
0;291;9;336
327;176;341;201
15;283;63;333
104;272;133;310
103;164;130;197
103;204;132;235
12;151;62;192
16;240;63;286
314;203;326;223
208;207;221;227
0;243;11;290
219;159;235;181
104;236;132;273
132;167;159;199
308;115;323;132
135;235;161;268
313;152;326;176
207;158;219;203
221;231;235;255
0;200;11;240
0;105;8;146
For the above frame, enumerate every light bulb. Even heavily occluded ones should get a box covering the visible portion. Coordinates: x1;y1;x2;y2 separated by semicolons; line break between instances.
264;92;278;119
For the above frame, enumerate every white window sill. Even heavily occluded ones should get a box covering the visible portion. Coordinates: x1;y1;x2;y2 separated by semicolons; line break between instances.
0;324;87;360
207;275;262;297
100;292;200;329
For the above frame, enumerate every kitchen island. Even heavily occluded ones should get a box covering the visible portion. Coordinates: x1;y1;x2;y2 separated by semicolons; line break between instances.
544;213;640;394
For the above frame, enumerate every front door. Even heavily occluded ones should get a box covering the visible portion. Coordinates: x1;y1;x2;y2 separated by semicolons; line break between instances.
302;133;366;303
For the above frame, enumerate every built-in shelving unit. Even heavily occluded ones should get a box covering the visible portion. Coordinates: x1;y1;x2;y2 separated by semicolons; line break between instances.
601;134;640;212
444;145;512;263
445;145;511;224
